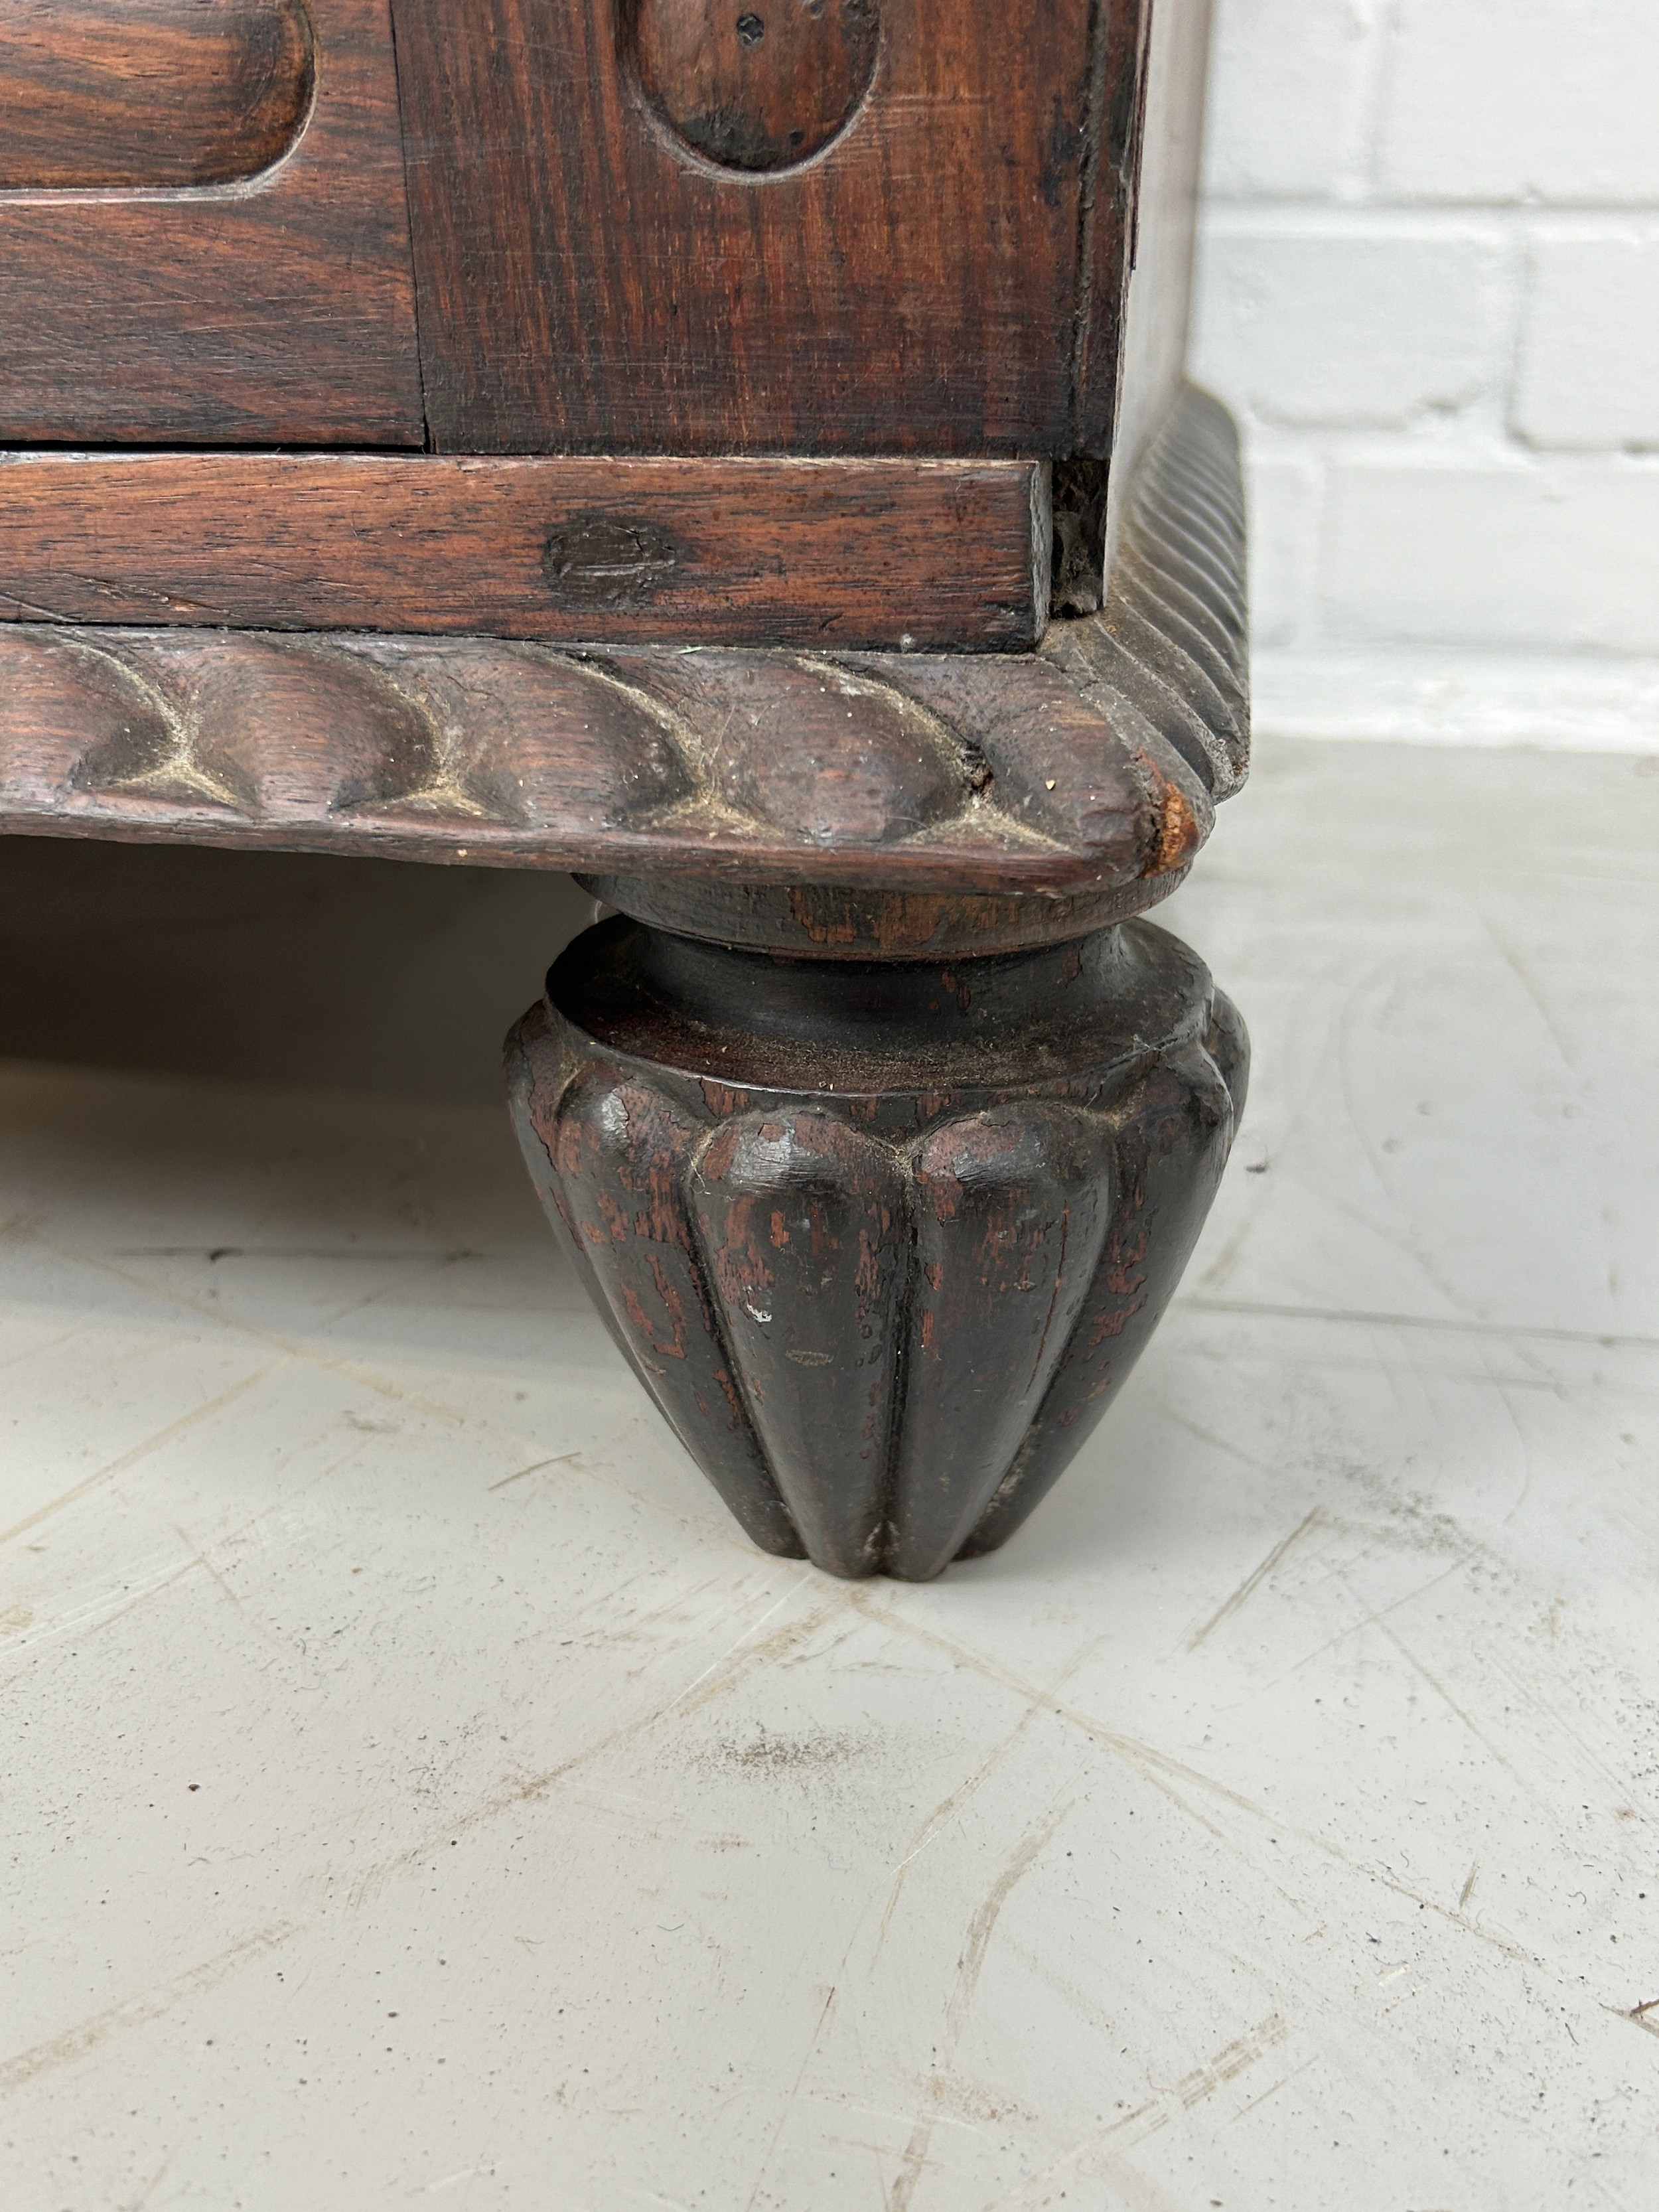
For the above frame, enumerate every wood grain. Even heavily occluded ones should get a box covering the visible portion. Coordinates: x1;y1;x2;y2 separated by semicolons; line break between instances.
0;623;1190;891
0;0;419;445
628;0;880;172
509;914;1246;1577
0;383;1244;889
0;451;1050;647
575;877;1164;960
1072;0;1154;454
0;0;314;189
390;0;1136;455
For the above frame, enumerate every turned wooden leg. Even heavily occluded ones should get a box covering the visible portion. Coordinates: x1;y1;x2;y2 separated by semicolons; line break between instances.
506;883;1248;1580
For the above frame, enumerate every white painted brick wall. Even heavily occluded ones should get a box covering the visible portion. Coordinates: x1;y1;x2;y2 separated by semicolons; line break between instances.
1514;232;1659;449
1190;0;1659;742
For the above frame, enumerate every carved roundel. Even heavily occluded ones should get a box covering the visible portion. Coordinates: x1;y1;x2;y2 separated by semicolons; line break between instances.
629;0;880;174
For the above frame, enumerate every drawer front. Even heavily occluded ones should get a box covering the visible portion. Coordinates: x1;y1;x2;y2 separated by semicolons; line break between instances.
0;0;421;445
0;449;1051;648
392;0;1141;457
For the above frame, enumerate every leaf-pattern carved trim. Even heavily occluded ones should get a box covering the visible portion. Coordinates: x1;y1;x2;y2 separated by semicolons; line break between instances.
0;386;1246;897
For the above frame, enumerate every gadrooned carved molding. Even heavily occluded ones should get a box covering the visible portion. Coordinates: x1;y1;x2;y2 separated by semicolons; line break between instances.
0;385;1246;900
508;915;1250;1579
1053;383;1250;807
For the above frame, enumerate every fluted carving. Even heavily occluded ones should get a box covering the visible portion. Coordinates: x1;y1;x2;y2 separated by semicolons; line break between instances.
691;1113;907;1578
1042;384;1250;804
491;388;1252;1577
508;915;1248;1579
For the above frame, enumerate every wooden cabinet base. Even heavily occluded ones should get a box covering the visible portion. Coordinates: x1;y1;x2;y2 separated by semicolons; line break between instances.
506;902;1248;1579
0;0;1246;1584
0;384;1244;900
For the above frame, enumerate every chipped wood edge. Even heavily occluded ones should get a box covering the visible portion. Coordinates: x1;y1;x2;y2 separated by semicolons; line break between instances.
0;386;1247;898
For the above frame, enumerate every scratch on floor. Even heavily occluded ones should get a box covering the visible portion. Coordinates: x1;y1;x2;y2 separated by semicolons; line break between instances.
1161;1404;1281;1479
1185;1507;1327;1651
0;1359;288;1551
1007;1936;1125;2043
1370;1611;1550;1812
1282;1550;1481;1682
342;1590;837;1913
1476;906;1578;1071
887;1797;1073;2212
413;2162;499;2194
62;1244;480;1432
173;1524;255;1620
850;1589;1554;1974
488;1452;583;1491
1177;1294;1659;1355
1486;1651;1639;1812
1228;2053;1317;2125
0;1550;205;1664
0;1923;292;2097
877;1718;1039;1954
984;2015;1289;2210
123;2141;178;2211
877;1641;1104;1957
1128;2012;1289;2138
810;2090;1006;2145
741;1984;838;2212
946;1799;1073;2046
0;1316;102;1380
665;1588;837;1718
887;2114;940;2212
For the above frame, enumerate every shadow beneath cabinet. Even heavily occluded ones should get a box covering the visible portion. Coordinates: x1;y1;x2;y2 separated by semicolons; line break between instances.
0;834;592;1102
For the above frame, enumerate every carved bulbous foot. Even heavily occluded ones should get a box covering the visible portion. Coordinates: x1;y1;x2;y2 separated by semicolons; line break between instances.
506;903;1247;1580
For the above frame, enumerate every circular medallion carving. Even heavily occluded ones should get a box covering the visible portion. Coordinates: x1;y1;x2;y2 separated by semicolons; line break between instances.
629;0;880;174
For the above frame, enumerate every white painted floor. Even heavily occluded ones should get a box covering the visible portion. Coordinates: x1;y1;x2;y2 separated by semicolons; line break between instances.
3;739;1658;2211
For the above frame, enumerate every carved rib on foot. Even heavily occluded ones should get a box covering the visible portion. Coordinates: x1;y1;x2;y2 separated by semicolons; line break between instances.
0;382;1252;1576
508;915;1248;1579
0;0;1251;1587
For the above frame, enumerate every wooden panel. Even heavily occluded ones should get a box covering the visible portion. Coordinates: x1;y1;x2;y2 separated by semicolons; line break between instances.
0;382;1242;882
0;0;314;189
0;451;1050;648
0;0;420;445
1073;0;1155;456
390;0;1135;455
632;0;880;171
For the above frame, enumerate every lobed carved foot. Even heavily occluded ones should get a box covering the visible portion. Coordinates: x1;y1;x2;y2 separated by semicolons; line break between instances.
507;899;1247;1580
